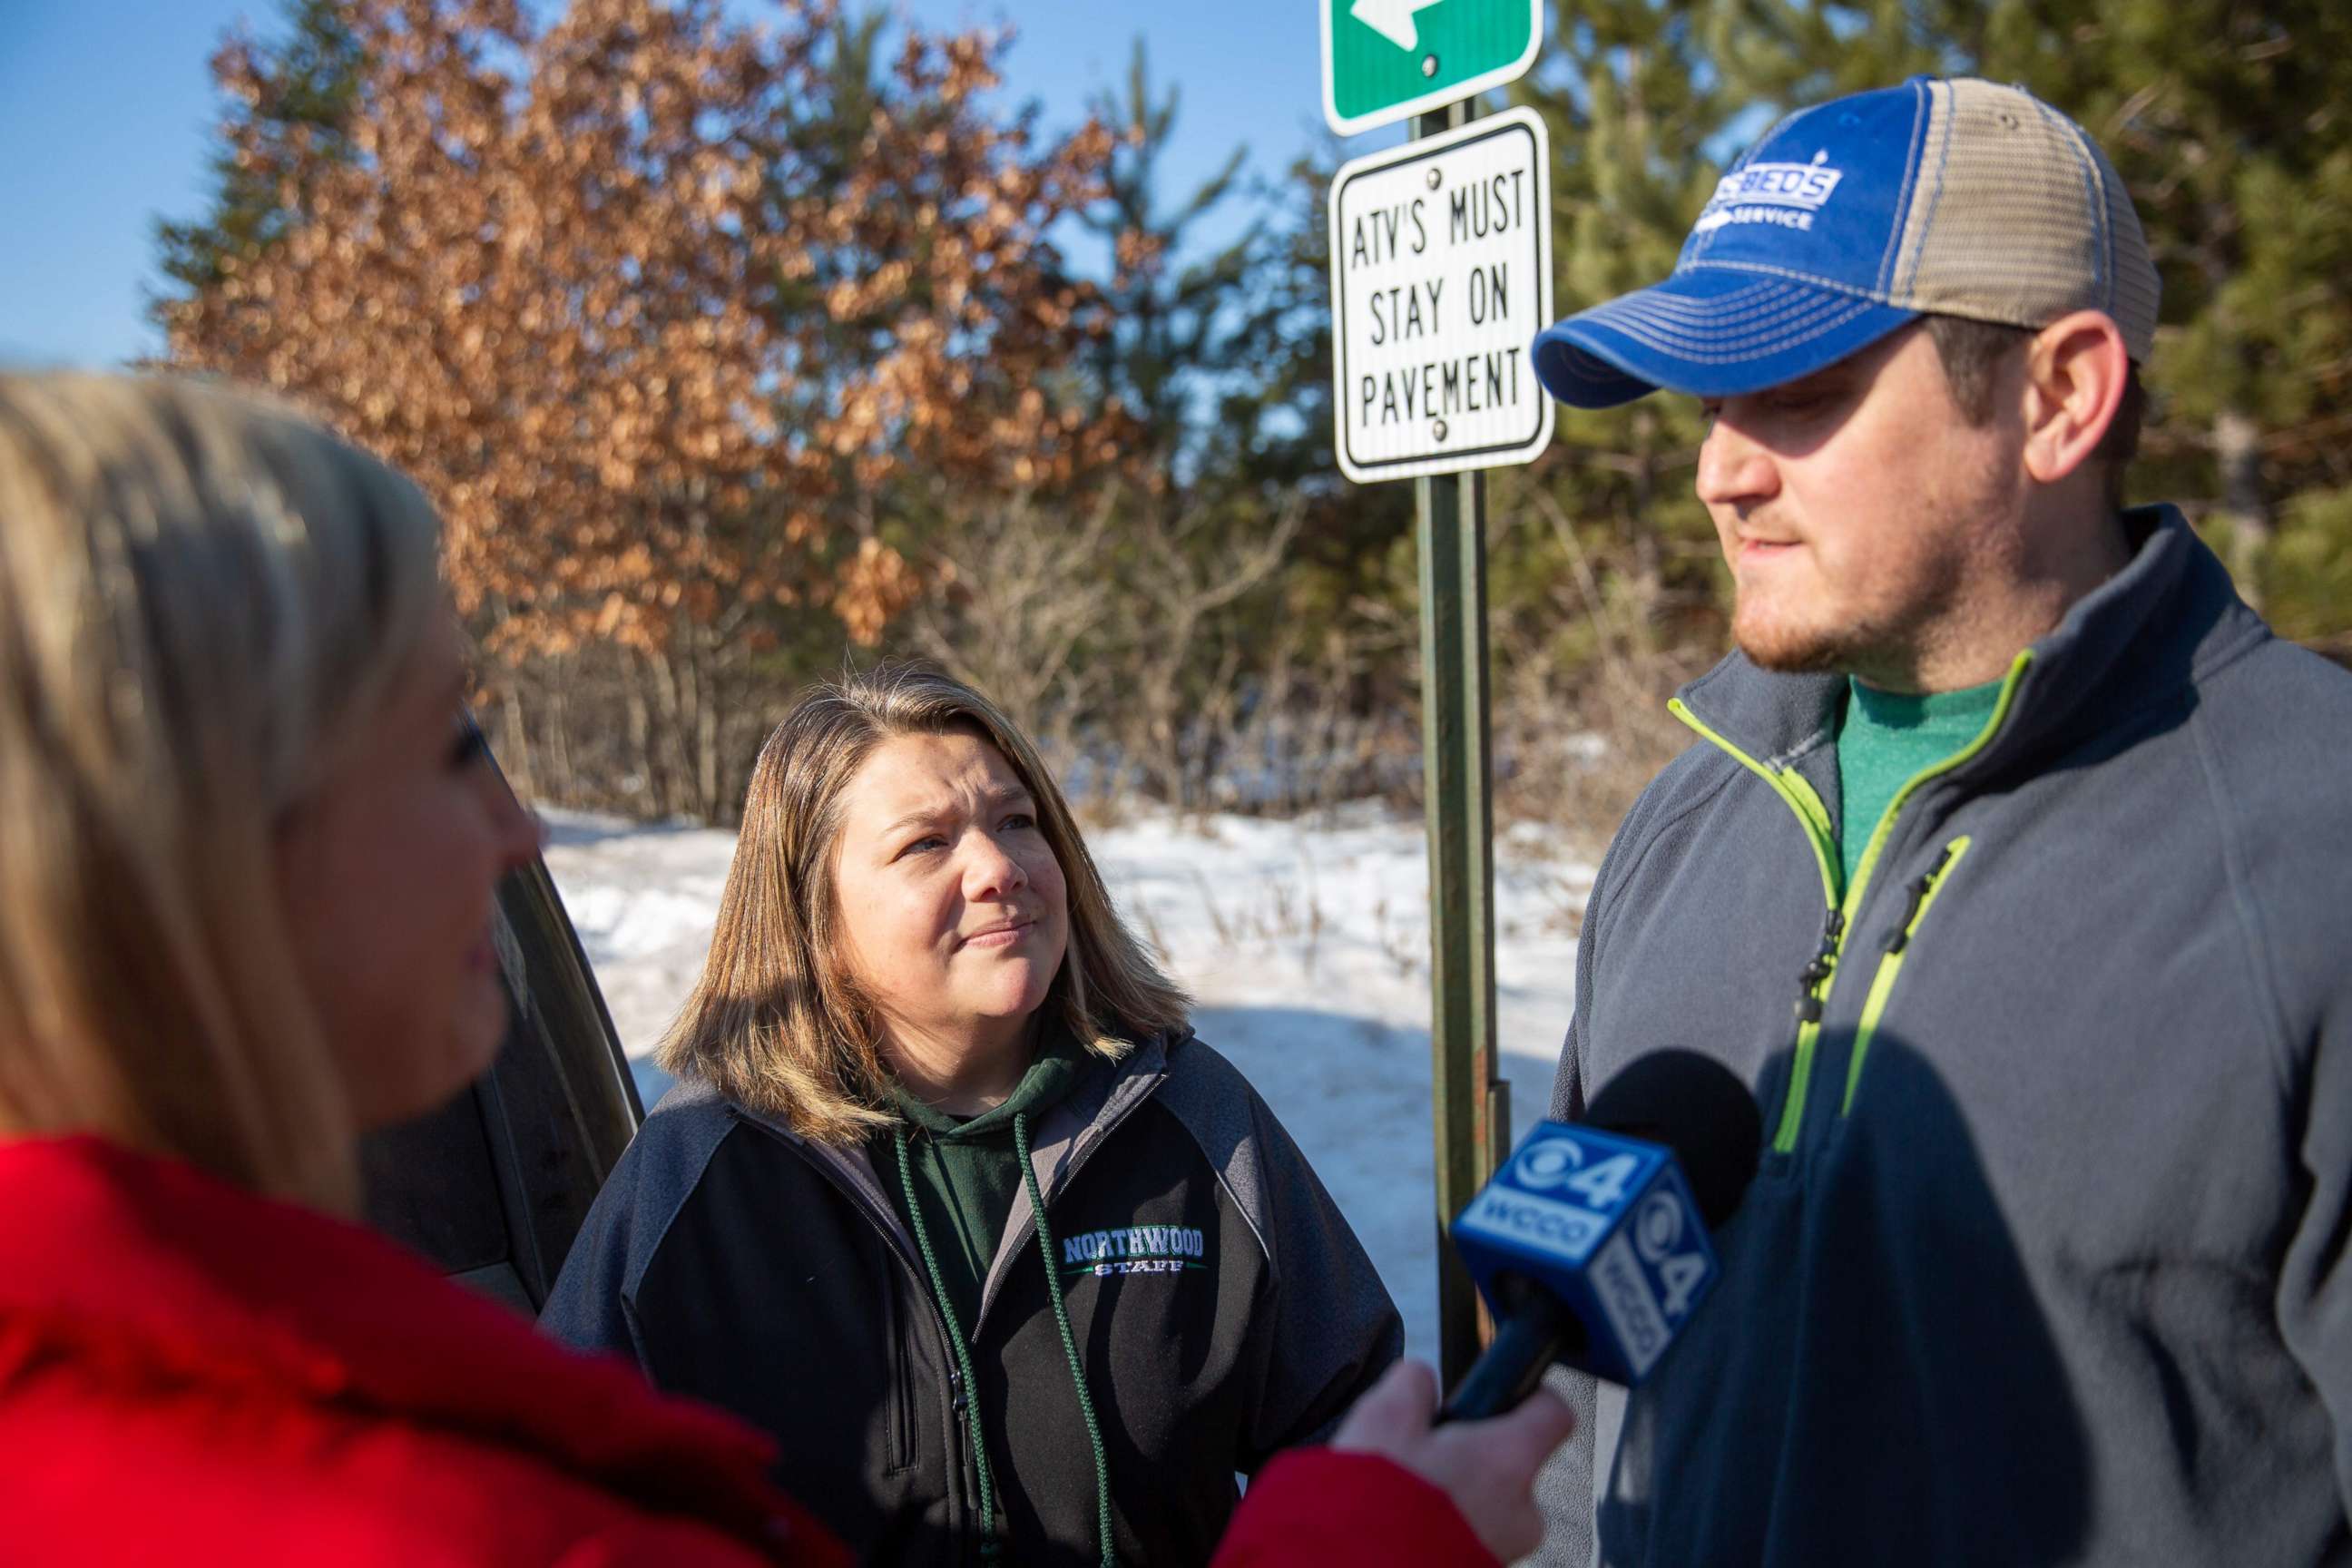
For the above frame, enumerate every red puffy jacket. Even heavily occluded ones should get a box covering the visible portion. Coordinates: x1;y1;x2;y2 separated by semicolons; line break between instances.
0;1137;1488;1567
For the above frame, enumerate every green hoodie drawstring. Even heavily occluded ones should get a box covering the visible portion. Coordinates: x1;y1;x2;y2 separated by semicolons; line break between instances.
1014;1112;1114;1568
895;1127;1002;1562
896;1113;1116;1567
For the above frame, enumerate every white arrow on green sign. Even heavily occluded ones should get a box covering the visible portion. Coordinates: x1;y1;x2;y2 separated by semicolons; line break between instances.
1321;0;1543;137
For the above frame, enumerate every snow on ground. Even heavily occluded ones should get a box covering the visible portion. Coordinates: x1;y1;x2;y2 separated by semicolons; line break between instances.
542;804;1596;1367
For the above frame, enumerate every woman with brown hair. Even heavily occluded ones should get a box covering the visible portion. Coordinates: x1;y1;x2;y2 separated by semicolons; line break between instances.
0;371;1565;1568
542;666;1406;1567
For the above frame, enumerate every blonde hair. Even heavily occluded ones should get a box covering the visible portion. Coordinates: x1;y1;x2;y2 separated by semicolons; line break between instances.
660;663;1191;1143
0;372;447;1212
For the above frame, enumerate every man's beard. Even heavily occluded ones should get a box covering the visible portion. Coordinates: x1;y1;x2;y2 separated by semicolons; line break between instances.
1734;612;1887;675
1730;579;1959;686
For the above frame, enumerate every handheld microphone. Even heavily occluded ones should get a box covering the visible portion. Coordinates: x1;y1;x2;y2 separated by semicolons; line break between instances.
1438;1051;1760;1422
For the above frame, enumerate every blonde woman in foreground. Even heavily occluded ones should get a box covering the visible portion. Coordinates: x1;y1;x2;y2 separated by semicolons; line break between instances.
0;370;1570;1567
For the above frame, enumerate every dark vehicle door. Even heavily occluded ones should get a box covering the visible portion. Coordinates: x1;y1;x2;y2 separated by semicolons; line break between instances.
358;759;642;1314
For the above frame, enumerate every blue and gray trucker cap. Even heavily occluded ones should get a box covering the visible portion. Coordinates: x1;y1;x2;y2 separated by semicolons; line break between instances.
1531;76;2160;407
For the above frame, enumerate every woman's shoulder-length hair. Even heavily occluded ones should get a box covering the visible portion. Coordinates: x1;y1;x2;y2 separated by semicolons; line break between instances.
658;662;1191;1143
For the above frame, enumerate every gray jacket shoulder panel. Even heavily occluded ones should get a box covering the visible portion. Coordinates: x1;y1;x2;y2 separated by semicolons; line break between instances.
1549;739;1750;1127
1151;1034;1287;1276
537;1074;740;1361
622;1078;742;1251
1592;744;1747;922
2182;636;2352;1079
1152;1031;1405;1455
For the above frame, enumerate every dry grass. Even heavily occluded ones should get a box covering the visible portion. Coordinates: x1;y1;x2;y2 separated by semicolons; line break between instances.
1490;641;1712;860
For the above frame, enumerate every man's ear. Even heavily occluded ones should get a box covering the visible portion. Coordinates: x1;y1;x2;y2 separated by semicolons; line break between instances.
2022;311;2131;485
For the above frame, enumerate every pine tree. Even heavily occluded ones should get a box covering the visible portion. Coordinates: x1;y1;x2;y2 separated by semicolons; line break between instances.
152;0;363;320
1984;0;2352;636
1079;39;1259;472
1499;2;1762;683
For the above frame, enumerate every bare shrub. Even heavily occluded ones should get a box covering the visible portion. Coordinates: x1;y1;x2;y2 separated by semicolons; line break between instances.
1491;486;1721;851
903;489;1121;780
1109;494;1304;813
1201;622;1420;818
481;631;787;824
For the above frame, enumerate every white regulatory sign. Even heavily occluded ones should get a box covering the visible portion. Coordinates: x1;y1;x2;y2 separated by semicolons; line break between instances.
1328;106;1553;484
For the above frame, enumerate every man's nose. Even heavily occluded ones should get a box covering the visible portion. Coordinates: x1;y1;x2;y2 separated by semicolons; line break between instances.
1694;415;1779;510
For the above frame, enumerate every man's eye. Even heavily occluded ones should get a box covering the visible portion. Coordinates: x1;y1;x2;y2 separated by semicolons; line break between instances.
1766;384;1839;414
448;724;489;770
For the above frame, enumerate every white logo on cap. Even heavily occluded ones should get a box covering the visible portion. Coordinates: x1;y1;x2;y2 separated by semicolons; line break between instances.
1693;151;1843;235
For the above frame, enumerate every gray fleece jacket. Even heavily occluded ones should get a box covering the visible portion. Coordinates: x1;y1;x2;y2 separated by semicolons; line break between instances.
1541;507;2352;1566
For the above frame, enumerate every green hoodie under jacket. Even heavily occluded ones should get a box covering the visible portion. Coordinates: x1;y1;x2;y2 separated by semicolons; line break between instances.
1542;507;2352;1568
877;1024;1093;1331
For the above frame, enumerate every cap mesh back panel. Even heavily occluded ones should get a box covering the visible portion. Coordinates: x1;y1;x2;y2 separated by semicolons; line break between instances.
1899;80;2159;357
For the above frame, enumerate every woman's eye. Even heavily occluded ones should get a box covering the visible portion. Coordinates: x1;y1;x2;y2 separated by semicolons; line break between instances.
1004;812;1037;832
448;723;489;770
897;834;946;858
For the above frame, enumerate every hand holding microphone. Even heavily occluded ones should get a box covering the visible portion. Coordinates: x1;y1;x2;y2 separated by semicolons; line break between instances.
1242;1054;1756;1567
1329;1358;1573;1563
1441;1051;1762;1422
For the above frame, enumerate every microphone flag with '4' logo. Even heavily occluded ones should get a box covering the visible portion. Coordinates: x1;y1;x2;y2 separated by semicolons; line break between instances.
1450;1122;1720;1384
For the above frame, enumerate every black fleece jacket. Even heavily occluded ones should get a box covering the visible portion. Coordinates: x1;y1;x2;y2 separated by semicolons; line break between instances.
540;1030;1401;1567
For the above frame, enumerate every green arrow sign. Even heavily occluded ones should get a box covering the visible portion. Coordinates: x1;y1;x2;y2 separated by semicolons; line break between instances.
1321;0;1542;137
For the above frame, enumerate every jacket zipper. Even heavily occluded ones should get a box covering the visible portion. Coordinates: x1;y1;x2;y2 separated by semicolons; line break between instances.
878;1269;916;1471
1666;699;1842;1155
1667;649;2031;1154
737;1122;979;1543
1840;836;1972;1114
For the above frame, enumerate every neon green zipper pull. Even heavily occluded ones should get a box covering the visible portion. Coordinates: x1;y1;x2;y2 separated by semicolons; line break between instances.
1793;906;1845;1023
1842;837;1974;1114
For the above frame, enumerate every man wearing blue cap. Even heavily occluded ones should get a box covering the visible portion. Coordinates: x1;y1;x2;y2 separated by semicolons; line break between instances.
1532;77;2352;1565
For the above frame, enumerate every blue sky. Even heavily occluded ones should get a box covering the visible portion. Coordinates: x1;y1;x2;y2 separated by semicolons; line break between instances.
0;0;1407;369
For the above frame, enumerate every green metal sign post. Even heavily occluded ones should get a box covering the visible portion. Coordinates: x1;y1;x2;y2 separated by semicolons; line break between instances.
1324;0;1544;1387
1409;97;1514;1389
1322;0;1542;136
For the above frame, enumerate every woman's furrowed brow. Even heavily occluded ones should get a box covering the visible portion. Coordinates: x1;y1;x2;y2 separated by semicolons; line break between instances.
878;802;950;838
875;782;1030;837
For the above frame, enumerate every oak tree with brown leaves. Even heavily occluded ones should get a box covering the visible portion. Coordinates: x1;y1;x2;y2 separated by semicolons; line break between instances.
164;0;1119;818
